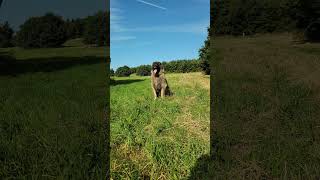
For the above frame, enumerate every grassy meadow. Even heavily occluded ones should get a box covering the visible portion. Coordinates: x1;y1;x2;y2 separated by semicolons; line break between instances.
203;33;320;179
110;72;210;179
0;39;109;179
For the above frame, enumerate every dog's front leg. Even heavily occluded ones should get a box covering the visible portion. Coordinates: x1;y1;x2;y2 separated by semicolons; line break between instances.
161;88;165;98
152;87;157;100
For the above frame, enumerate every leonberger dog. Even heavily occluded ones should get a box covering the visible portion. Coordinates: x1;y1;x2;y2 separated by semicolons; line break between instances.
151;62;173;99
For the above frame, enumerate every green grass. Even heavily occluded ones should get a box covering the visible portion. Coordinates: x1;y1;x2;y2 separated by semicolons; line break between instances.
205;33;320;179
0;40;109;179
110;72;210;179
63;38;86;47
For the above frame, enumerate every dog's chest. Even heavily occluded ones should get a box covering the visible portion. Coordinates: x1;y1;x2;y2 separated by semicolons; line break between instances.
154;77;162;91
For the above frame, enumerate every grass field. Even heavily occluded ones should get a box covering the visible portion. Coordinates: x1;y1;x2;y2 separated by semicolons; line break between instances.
204;33;320;179
0;40;109;179
110;72;210;179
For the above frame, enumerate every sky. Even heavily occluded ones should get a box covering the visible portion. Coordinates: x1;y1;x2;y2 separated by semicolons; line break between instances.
0;0;108;30
111;0;210;69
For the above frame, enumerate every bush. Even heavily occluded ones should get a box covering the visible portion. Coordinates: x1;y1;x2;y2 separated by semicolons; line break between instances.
110;68;115;76
136;65;151;76
16;13;67;48
0;22;14;48
130;67;137;74
161;60;202;73
83;11;109;46
115;66;132;77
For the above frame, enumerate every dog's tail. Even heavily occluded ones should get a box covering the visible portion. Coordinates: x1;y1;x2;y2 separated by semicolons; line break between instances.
165;86;173;96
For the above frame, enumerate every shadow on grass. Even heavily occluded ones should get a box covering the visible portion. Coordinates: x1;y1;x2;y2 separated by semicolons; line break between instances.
110;79;145;86
188;154;215;180
0;52;107;76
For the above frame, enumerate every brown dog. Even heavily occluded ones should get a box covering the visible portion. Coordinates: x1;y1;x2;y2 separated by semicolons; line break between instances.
151;62;172;99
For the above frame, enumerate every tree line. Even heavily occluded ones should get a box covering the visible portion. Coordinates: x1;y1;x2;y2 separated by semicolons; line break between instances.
0;11;109;48
212;0;320;41
111;59;208;77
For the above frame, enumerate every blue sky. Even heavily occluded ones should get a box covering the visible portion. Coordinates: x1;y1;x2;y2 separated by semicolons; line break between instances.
111;0;209;69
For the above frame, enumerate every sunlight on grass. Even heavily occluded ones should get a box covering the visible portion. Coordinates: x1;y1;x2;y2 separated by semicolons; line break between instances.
111;72;209;179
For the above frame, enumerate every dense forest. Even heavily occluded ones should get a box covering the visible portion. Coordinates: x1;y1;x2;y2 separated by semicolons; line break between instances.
212;0;320;41
0;11;109;48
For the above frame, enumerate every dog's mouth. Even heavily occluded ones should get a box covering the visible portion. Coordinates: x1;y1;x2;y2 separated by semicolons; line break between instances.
153;69;158;74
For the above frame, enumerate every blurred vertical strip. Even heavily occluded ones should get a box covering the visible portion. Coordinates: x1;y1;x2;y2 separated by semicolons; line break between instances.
105;0;111;179
210;0;215;157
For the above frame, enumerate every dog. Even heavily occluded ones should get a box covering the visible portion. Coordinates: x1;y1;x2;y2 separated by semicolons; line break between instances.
151;62;172;99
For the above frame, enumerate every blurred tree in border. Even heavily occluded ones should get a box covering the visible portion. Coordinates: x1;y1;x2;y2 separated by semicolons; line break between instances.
0;21;14;48
83;11;109;46
199;27;211;75
15;13;67;48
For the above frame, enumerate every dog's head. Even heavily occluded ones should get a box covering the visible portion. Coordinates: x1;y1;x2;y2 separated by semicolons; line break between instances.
152;61;162;75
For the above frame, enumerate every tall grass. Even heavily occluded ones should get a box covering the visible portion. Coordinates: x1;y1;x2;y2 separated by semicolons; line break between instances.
111;73;210;179
209;33;320;179
0;44;109;179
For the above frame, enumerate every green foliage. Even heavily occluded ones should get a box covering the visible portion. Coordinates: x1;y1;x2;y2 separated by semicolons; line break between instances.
0;21;14;48
199;27;211;75
83;11;109;46
65;18;85;39
130;67;137;74
115;66;132;77
212;0;320;42
129;59;202;76
212;0;317;35
15;13;67;48
110;68;115;76
161;60;202;73
135;65;151;76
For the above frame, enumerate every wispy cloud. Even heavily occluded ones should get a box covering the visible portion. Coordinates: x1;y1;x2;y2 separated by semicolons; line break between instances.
111;36;136;41
136;0;167;10
110;8;125;33
119;21;209;35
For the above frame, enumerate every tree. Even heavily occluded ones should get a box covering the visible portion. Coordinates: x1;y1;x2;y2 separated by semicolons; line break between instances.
110;68;115;76
136;65;151;76
0;21;14;48
83;11;109;46
212;0;302;35
115;66;132;77
65;18;85;39
199;27;211;75
15;13;67;48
